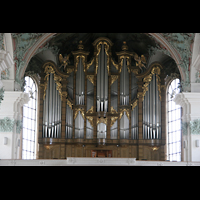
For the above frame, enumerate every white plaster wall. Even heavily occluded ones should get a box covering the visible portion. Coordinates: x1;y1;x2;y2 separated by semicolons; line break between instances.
0;132;13;159
191;135;200;161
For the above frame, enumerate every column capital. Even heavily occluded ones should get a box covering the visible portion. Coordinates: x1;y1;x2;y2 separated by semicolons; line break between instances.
0;91;29;120
174;92;200;122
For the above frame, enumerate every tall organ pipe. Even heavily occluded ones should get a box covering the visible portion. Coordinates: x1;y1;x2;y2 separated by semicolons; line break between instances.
143;74;162;140
97;44;108;112
43;73;62;138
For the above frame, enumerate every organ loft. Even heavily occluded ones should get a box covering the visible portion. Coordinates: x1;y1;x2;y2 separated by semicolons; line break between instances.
37;35;169;160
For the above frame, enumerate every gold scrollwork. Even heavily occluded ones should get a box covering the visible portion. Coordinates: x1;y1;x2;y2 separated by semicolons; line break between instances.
131;99;138;110
111;117;118;127
151;66;161;75
97;117;107;125
86;116;94;127
119;55;131;73
87;57;95;71
54;74;63;100
111;106;118;114
111;75;118;85
111;58;118;70
110;107;118;127
141;66;162;102
62;91;68;98
131;69;139;75
119;108;130;121
86;106;94;127
75;55;86;73
74;107;85;120
66;68;74;74
87;75;95;85
43;65;63;101
66;99;73;110
96;41;110;74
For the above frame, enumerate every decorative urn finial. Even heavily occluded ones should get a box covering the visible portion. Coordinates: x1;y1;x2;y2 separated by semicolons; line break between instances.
122;41;128;51
78;40;84;50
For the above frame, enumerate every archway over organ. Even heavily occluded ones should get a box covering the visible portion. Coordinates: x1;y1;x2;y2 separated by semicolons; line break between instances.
37;35;177;160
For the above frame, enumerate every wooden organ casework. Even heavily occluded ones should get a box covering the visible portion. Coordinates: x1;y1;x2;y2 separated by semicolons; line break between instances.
38;37;166;160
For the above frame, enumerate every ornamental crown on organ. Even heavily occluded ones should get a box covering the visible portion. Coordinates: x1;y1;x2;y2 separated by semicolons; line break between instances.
42;37;162;142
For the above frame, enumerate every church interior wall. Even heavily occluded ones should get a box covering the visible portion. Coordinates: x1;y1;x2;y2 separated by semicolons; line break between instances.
1;33;200;164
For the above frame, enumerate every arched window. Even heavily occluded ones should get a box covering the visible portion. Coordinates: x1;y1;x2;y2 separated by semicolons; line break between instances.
167;78;181;161
22;76;38;159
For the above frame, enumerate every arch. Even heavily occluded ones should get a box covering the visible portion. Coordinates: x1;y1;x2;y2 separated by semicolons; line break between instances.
19;33;184;82
3;33;15;80
190;33;200;85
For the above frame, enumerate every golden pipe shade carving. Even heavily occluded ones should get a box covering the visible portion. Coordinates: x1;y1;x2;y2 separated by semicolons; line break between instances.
75;55;86;73
119;108;130;120
66;99;73;110
43;65;63;101
97;117;107;125
111;58;119;70
131;99;138;110
111;75;118;85
87;75;95;85
86;106;95;127
74;107;85;120
96;41;110;74
141;66;162;102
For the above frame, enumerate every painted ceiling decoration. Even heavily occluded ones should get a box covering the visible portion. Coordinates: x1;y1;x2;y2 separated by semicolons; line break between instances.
0;33;195;91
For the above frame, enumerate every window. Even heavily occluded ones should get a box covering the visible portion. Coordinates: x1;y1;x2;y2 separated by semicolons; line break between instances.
22;76;38;159
167;78;181;161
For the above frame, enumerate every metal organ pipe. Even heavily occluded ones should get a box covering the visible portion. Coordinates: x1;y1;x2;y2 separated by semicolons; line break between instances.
43;73;62;139
143;74;161;140
76;57;85;105
97;44;108;112
120;59;129;106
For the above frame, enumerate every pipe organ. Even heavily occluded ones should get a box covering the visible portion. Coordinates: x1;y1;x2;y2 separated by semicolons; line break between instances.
38;37;166;160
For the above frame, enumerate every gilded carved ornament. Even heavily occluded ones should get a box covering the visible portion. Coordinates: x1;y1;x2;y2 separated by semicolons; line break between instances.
96;41;110;74
87;57;95;71
110;107;118;127
111;75;118;85
66;99;73;110
43;65;63;101
119;55;131;73
86;106;94;127
87;75;95;85
141;66;162;102
86;106;119;128
74;107;85;120
97;117;107;125
131;99;138;110
75;55;86;73
119;108;130;121
111;58;119;70
59;54;70;71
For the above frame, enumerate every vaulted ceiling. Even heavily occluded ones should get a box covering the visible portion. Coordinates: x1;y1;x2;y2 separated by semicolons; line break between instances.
10;33;195;83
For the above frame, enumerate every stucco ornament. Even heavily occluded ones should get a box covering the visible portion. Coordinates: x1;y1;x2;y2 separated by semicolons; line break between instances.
190;119;200;135
181;121;189;136
12;33;44;90
0;117;15;132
